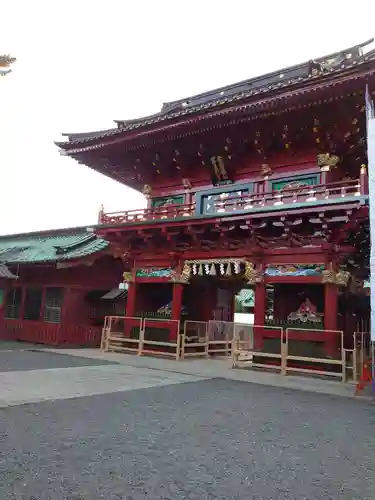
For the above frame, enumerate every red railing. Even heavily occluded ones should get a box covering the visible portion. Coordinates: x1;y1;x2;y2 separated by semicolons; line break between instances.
217;179;361;213
0;319;102;346
100;203;195;224
98;179;362;225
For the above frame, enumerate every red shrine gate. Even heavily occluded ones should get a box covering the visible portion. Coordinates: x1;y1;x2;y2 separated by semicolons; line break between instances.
54;40;372;377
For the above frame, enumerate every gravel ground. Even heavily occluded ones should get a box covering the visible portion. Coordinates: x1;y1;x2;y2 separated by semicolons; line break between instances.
0;350;117;372
0;379;374;500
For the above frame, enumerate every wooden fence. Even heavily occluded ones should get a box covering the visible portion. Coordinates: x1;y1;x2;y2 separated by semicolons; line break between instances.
101;315;370;383
0;318;102;346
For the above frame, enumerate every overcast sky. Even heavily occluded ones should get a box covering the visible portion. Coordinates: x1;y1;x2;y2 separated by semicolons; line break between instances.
0;0;373;235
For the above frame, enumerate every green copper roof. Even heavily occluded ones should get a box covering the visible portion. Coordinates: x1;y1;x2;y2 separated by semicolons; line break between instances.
235;289;255;307
0;228;109;264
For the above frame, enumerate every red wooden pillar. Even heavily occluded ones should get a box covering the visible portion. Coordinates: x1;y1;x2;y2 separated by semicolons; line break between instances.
254;282;266;349
171;283;184;340
324;283;338;357
20;286;26;320
126;283;137;317
0;282;6;323
40;287;46;322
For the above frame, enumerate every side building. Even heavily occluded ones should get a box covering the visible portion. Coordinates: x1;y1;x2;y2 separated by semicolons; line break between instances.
0;227;125;345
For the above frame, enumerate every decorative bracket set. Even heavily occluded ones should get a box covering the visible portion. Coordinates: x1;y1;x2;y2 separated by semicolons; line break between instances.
123;261;351;287
170;259;263;285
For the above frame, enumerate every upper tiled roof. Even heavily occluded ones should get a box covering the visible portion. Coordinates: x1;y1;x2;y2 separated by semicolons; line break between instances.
0;227;108;264
57;39;375;149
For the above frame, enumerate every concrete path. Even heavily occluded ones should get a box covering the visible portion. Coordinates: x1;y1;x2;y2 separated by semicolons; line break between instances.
0;364;203;408
0;347;205;408
40;347;371;400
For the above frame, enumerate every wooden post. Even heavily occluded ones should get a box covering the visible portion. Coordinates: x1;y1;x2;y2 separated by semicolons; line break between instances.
171;283;183;341
254;282;266;349
360;164;368;195
324;283;338;357
0;282;7;322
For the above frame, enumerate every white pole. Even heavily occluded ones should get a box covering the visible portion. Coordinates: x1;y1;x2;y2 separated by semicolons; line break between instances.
365;86;375;392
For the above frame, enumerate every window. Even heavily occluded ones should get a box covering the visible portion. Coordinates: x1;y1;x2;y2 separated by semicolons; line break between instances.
271;175;318;192
4;287;22;319
23;287;43;320
44;287;64;323
197;184;253;215
151;195;185;208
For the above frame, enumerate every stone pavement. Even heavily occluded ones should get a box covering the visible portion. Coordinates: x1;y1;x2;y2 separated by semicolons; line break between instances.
1;377;375;499
0;343;374;499
0;348;205;408
40;347;373;400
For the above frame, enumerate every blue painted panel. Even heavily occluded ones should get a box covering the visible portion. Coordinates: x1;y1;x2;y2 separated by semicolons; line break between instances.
195;182;253;215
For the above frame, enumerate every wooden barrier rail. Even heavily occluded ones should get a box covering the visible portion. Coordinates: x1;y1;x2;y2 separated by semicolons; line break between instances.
101;316;181;360
181;321;208;359
101;316;365;383
232;325;285;373
284;328;344;380
207;320;234;356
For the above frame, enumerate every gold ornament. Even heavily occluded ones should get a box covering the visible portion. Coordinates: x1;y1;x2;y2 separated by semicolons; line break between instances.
142;184;152;197
317;153;340;171
335;270;350;287
244;261;263;284
122;271;133;283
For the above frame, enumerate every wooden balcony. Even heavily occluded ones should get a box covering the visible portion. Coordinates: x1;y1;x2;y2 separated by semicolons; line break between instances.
98;179;365;226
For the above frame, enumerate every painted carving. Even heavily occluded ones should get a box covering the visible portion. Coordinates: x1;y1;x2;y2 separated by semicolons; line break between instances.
136;267;173;278
321;262;336;284
261;163;273;179
317;153;340;170
321;264;350;286
265;264;324;277
281;181;304;191
210;156;228;182
152;195;184;208
122;271;133;283
170;263;191;284
244;261;263;284
182;178;192;190
335;270;351;286
142;184;152;197
288;298;323;324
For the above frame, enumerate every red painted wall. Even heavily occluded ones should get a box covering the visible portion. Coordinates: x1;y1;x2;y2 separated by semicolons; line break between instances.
14;256;123;289
149;150;317;199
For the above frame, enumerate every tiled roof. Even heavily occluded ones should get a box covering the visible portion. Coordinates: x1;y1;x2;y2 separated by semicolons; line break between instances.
0;264;18;279
0;228;109;264
236;289;255;307
56;39;375;149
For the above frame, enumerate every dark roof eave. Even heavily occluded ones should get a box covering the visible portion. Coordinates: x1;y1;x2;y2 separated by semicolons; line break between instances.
56;64;375;155
55;39;375;148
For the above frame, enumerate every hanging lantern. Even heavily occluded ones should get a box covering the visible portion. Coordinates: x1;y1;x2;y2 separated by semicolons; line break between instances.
234;262;240;274
205;264;210;274
192;264;197;275
220;263;225;275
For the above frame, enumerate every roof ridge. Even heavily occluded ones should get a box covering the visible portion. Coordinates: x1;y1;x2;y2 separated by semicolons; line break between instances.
0;225;98;240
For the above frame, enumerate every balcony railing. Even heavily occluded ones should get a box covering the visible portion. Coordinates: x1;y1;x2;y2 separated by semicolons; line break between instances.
98;178;364;225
